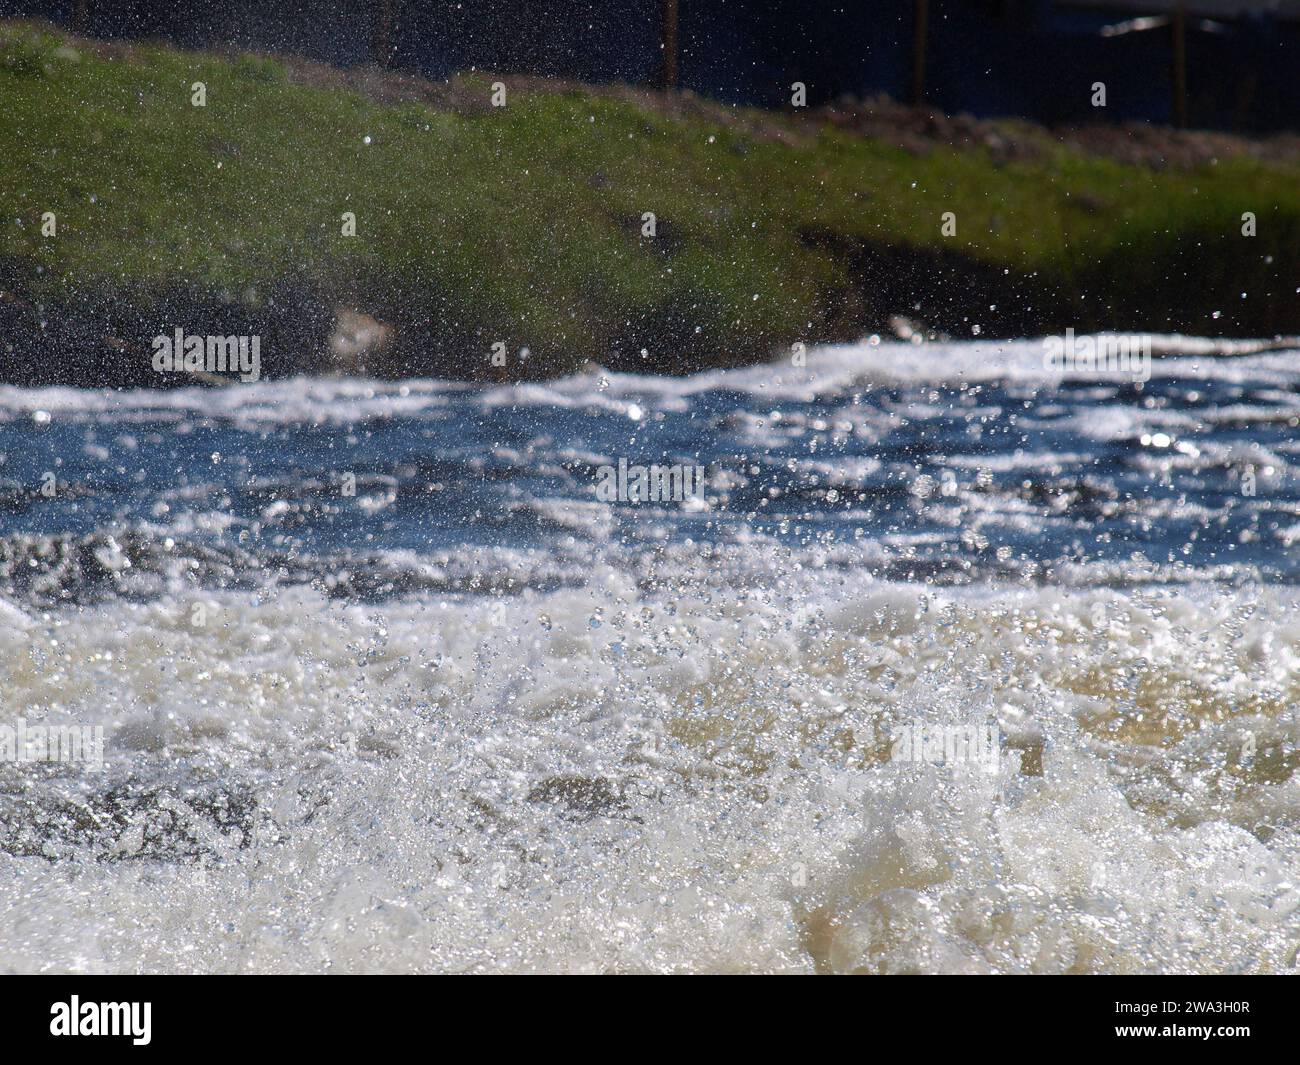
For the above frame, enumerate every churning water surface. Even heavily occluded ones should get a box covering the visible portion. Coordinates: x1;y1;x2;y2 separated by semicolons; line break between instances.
2;335;1299;973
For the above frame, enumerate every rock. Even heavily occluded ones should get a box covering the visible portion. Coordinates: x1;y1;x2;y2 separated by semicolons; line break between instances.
328;309;393;373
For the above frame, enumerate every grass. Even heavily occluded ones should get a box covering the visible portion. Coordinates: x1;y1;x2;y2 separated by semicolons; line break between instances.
1;20;1297;381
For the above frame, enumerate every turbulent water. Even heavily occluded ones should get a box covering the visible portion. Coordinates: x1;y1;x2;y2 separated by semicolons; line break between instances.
2;335;1299;974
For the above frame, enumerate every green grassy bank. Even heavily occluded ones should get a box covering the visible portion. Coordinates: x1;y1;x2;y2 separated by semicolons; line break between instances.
1;20;1297;384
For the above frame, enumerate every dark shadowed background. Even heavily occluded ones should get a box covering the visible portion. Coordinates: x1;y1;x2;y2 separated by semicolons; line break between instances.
3;0;1298;130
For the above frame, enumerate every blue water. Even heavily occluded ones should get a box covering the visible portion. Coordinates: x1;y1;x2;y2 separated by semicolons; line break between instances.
1;338;1297;599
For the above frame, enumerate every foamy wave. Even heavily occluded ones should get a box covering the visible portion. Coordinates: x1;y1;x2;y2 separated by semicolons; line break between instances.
2;334;1298;428
2;575;1297;973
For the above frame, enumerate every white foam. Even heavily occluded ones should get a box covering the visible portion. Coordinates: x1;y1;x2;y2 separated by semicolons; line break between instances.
2;573;1297;973
4;334;1298;428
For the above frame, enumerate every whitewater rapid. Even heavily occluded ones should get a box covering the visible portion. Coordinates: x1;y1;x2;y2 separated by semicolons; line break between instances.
2;335;1299;973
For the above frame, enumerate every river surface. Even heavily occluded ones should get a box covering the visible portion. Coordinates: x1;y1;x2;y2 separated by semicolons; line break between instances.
2;335;1299;972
